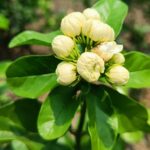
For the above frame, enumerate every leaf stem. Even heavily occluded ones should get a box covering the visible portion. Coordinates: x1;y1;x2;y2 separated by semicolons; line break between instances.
75;100;86;150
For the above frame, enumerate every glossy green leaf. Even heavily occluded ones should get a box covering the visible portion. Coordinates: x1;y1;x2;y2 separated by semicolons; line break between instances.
104;86;150;133
0;99;41;132
6;55;60;98
0;101;70;150
87;85;150;149
0;116;24;141
11;140;29;150
0;100;44;150
44;142;71;150
0;61;11;102
121;131;143;144
112;138;125;150
0;117;44;150
0;61;11;78
38;86;79;140
93;0;128;37
86;88;117;150
124;51;150;88
126;70;150;88
125;51;150;72
13;138;44;150
9;30;61;48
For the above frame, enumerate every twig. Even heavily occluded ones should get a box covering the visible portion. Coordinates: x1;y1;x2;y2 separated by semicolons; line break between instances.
75;101;86;150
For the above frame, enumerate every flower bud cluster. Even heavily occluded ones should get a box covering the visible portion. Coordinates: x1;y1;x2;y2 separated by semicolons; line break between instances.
51;8;129;86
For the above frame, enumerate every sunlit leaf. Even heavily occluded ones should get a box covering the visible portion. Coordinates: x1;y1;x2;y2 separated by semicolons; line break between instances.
93;0;128;37
38;86;79;140
87;87;117;150
9;30;61;48
6;55;60;98
125;51;150;88
104;86;150;133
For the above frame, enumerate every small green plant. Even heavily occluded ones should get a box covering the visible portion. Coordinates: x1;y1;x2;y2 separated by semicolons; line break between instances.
0;0;150;150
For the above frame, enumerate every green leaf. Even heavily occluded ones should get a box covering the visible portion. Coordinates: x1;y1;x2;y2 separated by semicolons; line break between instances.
86;88;117;150
93;0;128;37
104;86;150;133
6;55;60;98
112;138;125;150
87;85;150;149
0;100;45;150
0;61;11;78
11;140;29;150
147;109;150;125
0;100;71;150
0;14;9;30
126;70;150;88
0;117;44;150
124;51;150;88
16;138;44;150
38;86;79;140
0;99;41;132
44;142;71;150
125;51;150;72
9;30;61;48
0;61;11;100
0;116;24;141
121;131;143;144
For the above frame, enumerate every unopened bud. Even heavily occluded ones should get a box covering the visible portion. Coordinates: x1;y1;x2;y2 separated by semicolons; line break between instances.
83;8;100;20
82;19;115;42
92;42;123;62
56;62;77;86
52;35;74;58
110;53;125;64
77;52;104;83
106;65;129;85
61;12;86;37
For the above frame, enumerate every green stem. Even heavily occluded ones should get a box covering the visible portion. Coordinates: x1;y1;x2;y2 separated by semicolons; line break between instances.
75;101;86;150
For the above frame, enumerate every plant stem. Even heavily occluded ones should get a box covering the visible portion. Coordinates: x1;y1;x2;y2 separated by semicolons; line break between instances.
75;101;86;150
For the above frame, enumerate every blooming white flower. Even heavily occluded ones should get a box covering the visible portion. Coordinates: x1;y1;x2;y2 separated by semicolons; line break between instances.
82;19;115;42
106;65;129;85
52;35;74;58
56;62;77;85
77;52;104;83
92;41;123;62
110;53;125;64
61;12;86;37
83;8;100;20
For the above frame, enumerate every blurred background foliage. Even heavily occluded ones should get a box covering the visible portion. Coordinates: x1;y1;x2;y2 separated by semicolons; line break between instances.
0;0;150;60
0;0;150;150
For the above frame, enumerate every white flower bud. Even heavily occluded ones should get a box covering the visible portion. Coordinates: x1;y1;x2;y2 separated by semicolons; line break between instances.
106;65;129;85
56;62;77;86
92;42;123;62
82;19;115;42
83;8;100;20
61;12;86;37
110;53;125;64
77;52;104;83
52;35;74;58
